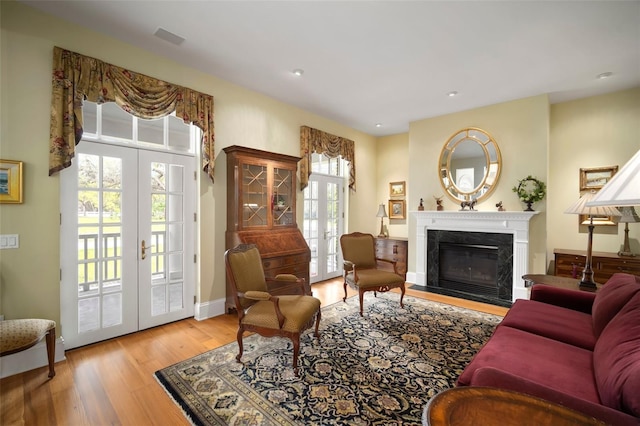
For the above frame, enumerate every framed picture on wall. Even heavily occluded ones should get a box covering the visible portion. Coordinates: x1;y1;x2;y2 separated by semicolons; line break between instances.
579;165;618;191
389;199;406;219
389;181;406;198
0;159;23;204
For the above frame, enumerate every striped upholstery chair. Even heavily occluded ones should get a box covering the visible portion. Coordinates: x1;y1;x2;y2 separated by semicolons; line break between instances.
0;319;56;378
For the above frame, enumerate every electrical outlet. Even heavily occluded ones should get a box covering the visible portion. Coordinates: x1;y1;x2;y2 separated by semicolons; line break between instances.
0;234;19;249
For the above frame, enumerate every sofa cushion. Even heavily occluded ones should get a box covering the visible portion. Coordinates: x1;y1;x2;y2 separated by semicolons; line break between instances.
457;326;600;404
592;273;640;337
500;299;596;350
593;291;640;417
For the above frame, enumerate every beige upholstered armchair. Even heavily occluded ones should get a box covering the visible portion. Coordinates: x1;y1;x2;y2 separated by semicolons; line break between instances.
340;232;406;316
224;244;321;373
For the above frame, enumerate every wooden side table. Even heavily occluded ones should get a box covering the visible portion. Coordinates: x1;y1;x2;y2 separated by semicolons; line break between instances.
522;274;602;292
423;387;605;426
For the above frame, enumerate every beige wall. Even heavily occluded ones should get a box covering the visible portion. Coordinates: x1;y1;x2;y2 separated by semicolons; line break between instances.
0;2;377;331
407;95;550;274
548;88;640;262
376;133;409;238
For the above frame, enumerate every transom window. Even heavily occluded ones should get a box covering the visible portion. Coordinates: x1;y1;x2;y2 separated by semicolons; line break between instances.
311;152;346;177
82;101;199;154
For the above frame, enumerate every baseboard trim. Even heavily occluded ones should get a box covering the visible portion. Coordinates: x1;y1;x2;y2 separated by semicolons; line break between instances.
194;298;225;321
0;337;66;379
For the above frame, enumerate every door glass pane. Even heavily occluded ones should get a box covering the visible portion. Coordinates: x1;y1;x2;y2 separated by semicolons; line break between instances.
169;253;183;281
168;194;183;222
152;286;166;316
78;297;100;333
102;293;122;327
169;283;183;311
78;154;99;188
152;194;166;221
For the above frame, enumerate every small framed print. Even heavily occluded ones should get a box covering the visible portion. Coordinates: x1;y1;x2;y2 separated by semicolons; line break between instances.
580;214;616;226
0;160;23;204
579;165;618;191
389;181;406;198
389;199;406;219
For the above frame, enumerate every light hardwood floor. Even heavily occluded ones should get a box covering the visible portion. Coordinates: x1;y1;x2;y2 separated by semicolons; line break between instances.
0;279;507;426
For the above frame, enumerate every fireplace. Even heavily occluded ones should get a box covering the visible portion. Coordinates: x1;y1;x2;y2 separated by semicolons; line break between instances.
410;211;538;303
427;230;513;306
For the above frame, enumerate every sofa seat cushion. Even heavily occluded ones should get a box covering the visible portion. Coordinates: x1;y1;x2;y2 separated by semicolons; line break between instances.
457;326;600;404
500;299;596;350
593;291;640;417
592;273;640;337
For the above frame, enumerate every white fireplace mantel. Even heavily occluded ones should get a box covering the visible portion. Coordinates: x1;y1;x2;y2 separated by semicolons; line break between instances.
409;210;539;301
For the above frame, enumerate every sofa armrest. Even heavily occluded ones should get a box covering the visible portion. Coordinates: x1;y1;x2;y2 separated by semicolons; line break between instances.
530;284;595;314
469;367;640;426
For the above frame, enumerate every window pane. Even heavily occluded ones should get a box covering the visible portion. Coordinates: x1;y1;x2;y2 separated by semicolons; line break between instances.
83;102;97;135
138;117;164;146
168;115;191;152
101;103;132;140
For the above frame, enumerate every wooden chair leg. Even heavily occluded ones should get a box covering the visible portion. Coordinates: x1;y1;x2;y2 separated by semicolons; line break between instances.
45;327;56;378
292;334;301;375
343;279;348;302
236;328;244;363
314;311;321;338
399;283;406;308
358;289;365;316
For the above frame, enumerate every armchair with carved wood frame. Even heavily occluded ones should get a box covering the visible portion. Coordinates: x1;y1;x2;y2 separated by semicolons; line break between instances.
224;244;321;374
339;232;406;316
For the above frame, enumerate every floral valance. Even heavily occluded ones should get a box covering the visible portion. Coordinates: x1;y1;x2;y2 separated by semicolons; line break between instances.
300;126;356;191
49;46;215;182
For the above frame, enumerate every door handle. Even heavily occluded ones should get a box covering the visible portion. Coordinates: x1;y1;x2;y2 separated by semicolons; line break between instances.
141;240;155;260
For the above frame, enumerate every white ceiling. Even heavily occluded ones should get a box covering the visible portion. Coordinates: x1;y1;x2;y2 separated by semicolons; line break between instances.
20;1;640;136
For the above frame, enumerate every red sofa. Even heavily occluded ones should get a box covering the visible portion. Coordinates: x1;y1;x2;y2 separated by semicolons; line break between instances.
457;273;640;425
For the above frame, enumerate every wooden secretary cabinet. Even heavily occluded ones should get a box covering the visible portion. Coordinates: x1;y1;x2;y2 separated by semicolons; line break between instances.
224;145;311;312
375;237;408;279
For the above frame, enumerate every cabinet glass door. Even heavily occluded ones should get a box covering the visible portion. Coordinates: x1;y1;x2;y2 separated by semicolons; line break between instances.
273;167;294;226
242;163;267;227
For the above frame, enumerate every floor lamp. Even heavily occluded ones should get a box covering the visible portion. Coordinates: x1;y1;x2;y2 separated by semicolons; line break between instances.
564;190;620;289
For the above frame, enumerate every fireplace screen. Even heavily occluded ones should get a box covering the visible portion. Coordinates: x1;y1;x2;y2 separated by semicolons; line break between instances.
439;242;498;295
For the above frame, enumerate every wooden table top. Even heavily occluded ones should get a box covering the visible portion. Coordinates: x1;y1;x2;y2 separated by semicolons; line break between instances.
424;387;605;426
522;274;602;292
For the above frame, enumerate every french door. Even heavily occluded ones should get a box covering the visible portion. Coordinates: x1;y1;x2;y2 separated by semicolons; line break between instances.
60;141;196;349
303;174;344;283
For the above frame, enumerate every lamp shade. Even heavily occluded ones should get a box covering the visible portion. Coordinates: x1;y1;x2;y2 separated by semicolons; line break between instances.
564;190;621;217
376;204;388;218
586;148;640;207
618;206;640;224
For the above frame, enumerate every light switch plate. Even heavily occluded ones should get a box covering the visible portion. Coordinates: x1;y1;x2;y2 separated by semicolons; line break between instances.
0;234;19;249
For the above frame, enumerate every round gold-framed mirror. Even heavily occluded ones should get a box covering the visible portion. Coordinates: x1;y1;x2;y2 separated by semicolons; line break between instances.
438;127;502;203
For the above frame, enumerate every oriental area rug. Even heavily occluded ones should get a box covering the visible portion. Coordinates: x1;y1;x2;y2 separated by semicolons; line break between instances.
155;294;502;426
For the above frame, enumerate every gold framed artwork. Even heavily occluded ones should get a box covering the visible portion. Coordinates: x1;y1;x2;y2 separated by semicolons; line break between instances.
580;213;615;226
0;160;23;204
579;165;618;191
389;199;406;219
389;181;406;198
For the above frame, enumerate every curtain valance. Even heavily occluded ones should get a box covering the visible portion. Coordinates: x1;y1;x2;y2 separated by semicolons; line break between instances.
300;126;356;191
49;46;215;182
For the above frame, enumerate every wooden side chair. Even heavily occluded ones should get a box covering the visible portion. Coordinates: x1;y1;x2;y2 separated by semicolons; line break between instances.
224;244;321;374
0;319;56;378
340;232;406;316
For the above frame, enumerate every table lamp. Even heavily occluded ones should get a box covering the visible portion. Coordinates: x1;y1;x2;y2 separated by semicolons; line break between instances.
564;190;620;289
587;148;640;208
376;204;388;238
617;206;639;257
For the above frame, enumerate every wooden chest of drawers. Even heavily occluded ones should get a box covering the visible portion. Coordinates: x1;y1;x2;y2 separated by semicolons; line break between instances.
554;248;640;284
375;237;408;279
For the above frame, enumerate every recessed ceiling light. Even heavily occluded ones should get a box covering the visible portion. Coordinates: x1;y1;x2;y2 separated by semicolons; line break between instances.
596;72;613;80
292;69;304;76
447;91;458;97
375;123;382;128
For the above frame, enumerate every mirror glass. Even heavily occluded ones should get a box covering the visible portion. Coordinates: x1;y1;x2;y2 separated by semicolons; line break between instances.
438;128;502;203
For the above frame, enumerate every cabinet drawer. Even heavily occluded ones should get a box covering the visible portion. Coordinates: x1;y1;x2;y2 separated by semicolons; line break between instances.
265;263;309;277
595;258;640;276
262;254;309;270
